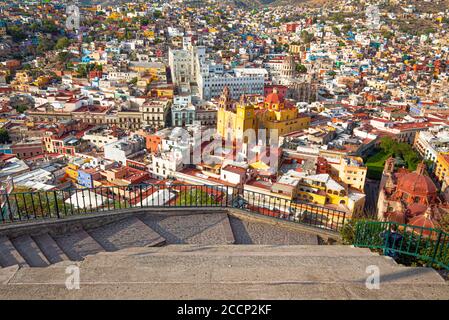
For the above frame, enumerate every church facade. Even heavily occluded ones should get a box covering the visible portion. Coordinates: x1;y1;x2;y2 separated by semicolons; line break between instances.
216;87;310;143
377;157;444;229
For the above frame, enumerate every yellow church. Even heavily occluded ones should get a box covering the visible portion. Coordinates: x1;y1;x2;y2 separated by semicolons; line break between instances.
216;87;310;142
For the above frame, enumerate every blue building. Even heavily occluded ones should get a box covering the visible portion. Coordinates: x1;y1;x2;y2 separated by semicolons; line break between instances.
0;145;12;154
77;170;93;188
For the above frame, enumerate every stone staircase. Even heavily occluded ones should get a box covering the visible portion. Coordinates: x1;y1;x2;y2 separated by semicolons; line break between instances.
0;210;447;299
0;212;246;268
0;216;167;268
0;244;448;299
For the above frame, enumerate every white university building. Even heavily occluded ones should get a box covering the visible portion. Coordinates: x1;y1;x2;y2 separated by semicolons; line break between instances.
169;37;265;100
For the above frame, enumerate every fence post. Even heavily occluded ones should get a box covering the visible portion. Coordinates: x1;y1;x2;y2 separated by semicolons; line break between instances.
341;211;346;231
140;185;143;208
430;230;443;267
353;220;360;246
383;222;391;255
53;190;60;219
5;193;13;222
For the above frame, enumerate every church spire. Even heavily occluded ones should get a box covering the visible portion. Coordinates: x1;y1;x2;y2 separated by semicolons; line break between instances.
219;86;231;110
415;161;426;176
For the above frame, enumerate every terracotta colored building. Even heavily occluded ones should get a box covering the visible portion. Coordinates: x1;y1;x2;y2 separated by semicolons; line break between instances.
377;157;444;231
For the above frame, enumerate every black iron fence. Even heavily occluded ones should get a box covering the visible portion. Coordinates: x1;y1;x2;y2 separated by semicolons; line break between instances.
0;184;347;233
354;220;449;270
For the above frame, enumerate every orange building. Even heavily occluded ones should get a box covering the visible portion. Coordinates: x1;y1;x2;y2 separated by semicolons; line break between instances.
377;158;442;228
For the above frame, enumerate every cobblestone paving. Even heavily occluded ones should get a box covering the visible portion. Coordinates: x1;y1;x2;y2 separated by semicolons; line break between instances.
140;213;231;244
229;216;318;245
88;217;165;251
54;230;105;261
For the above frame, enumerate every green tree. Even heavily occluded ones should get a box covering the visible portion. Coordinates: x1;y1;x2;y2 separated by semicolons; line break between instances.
332;26;341;37
7;25;27;41
14;105;28;114
41;19;58;34
340;219;359;245
175;189;218;206
55;37;70;50
380;137;395;153
295;64;307;74
76;64;87;78
381;30;394;39
379;137;420;170
0;128;10;144
57;51;72;63
153;10;162;19
300;30;313;44
36;36;55;54
342;24;352;34
439;214;449;233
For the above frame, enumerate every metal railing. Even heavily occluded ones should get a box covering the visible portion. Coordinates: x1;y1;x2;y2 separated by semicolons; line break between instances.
354;220;449;270
0;184;347;233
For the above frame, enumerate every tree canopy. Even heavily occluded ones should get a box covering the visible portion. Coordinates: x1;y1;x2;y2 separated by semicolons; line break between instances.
55;37;70;50
379;137;420;170
0;128;11;144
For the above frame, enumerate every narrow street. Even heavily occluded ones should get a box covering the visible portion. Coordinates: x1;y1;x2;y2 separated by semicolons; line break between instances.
364;179;380;219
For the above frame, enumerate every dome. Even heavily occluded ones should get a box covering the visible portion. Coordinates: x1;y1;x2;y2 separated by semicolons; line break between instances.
385;211;406;224
397;172;437;197
265;91;280;104
408;214;436;237
407;203;428;217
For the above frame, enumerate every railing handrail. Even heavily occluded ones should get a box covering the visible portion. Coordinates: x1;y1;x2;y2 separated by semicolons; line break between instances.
355;219;449;237
1;183;348;233
353;220;449;270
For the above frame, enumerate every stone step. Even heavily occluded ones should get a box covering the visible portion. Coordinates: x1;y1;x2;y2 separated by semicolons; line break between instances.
32;233;70;264
83;252;400;270
139;213;237;245
0;281;448;300
54;229;105;261
3;256;449;284
229;216;319;245
0;243;447;299
73;246;444;285
0;236;28;268
87;217;165;251
10;235;50;268
96;244;376;257
221;215;235;244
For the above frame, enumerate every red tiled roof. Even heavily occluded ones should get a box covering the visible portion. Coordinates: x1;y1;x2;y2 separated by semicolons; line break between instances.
397;172;437;196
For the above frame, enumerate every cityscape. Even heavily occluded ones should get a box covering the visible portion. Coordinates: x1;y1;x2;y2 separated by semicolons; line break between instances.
0;0;448;301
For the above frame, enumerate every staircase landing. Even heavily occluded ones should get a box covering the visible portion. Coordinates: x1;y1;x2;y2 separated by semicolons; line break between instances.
0;245;447;300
